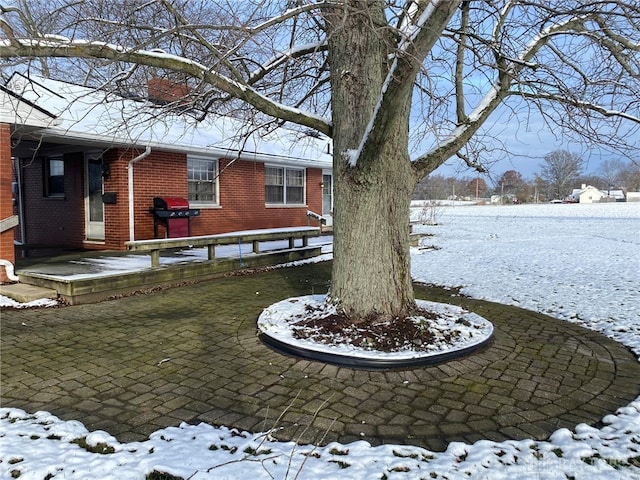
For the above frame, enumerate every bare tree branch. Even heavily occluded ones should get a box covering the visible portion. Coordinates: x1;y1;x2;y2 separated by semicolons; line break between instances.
455;0;470;124
1;0;637;169
412;2;639;176
0;34;332;135
349;0;462;169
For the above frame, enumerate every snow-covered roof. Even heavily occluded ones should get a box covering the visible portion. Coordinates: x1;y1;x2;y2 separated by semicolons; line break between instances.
574;186;626;200
578;185;601;193
607;190;625;199
0;84;58;127
4;73;332;168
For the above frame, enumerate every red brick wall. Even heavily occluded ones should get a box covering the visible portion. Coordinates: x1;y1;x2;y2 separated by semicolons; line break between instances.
19;152;84;249
12;145;326;254
306;168;324;219
0;123;14;282
108;150;325;245
101;149;128;249
183;161;323;237
130;149;188;242
99;148;163;248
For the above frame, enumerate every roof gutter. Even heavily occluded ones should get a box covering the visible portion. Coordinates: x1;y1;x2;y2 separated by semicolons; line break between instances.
128;146;152;242
30;128;332;169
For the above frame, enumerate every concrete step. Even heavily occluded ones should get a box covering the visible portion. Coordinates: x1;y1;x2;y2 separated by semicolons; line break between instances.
0;283;58;303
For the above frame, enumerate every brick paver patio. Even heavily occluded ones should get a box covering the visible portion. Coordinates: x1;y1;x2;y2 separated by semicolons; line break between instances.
2;262;639;451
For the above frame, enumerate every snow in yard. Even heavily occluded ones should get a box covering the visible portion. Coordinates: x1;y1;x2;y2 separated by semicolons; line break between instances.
410;202;640;357
1;202;639;479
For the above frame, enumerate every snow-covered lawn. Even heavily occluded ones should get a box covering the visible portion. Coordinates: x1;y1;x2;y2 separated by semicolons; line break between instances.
2;202;639;479
411;202;640;357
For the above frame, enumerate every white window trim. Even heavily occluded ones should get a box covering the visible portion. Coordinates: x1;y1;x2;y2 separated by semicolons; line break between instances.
265;165;307;206
188;156;220;207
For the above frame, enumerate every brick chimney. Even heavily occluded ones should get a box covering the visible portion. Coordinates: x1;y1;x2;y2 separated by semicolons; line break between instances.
147;78;190;105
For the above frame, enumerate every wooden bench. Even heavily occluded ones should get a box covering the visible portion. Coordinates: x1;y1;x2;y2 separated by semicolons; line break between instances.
125;226;321;267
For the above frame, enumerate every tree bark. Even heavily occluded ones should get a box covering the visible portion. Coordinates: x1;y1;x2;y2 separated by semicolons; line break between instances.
331;137;418;321
324;1;420;321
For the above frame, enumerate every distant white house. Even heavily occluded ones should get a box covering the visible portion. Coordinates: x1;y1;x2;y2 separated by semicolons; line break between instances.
570;184;630;203
490;194;517;204
605;189;626;201
627;192;640;202
571;185;604;203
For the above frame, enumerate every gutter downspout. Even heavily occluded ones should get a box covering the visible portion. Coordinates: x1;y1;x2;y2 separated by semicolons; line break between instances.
0;259;19;282
17;158;26;249
128;147;152;242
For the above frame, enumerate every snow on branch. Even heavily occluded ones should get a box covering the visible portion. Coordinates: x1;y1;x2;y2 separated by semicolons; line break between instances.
248;41;327;84
0;36;332;136
491;0;517;44
519;92;640;124
220;3;321;36
412;8;624;176
397;0;440;46
516;13;592;66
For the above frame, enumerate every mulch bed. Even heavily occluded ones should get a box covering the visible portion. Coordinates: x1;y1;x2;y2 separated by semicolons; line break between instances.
291;308;458;353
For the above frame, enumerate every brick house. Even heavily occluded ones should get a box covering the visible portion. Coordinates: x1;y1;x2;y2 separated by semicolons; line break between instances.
0;73;333;282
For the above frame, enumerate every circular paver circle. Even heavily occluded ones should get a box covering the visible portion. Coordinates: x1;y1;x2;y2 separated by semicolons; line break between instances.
1;262;639;452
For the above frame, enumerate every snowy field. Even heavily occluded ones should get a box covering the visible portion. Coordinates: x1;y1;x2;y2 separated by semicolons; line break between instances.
1;202;640;479
411;202;640;357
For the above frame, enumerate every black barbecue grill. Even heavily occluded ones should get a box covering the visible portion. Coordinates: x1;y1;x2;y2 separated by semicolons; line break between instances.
150;196;200;238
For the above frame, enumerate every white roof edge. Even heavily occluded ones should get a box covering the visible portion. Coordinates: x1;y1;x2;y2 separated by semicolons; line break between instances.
0;90;59;128
33;127;332;168
4;74;332;169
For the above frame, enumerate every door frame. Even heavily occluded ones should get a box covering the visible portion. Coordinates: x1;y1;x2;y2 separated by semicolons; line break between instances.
84;151;105;242
322;170;333;226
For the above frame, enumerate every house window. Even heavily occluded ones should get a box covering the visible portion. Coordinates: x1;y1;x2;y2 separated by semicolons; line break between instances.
188;157;218;204
265;166;305;205
44;156;64;197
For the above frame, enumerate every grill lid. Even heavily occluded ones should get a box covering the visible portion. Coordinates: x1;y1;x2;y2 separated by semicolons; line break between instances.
153;196;190;210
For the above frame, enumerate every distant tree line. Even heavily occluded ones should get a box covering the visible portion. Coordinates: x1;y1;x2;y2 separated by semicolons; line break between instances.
413;150;640;203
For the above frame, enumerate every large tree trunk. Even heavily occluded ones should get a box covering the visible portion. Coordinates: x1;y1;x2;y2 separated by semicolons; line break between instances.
331;139;418;321
324;1;420;321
